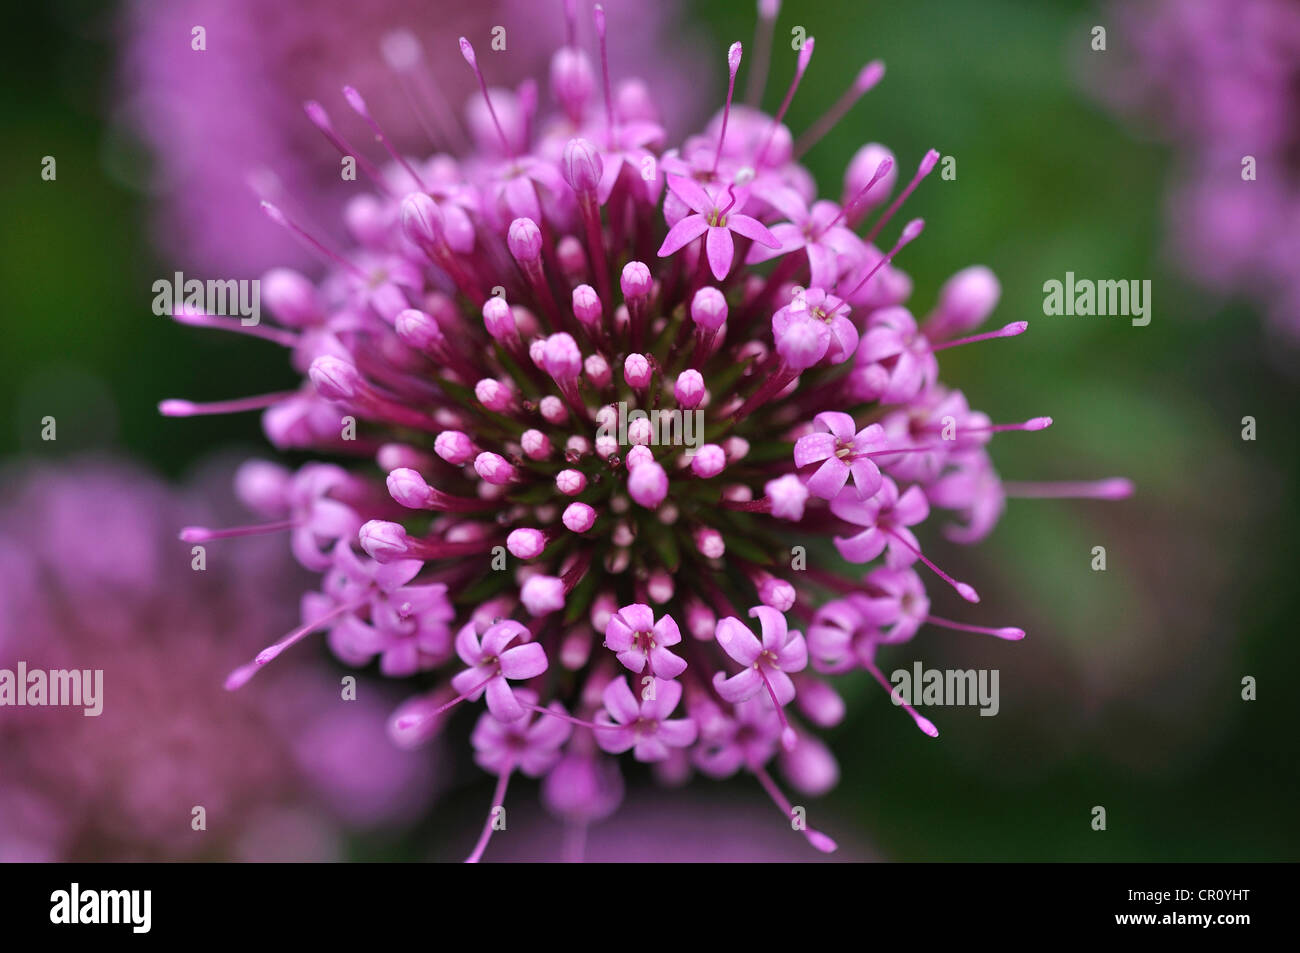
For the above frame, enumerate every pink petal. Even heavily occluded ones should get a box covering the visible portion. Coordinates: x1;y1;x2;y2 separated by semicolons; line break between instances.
485;676;526;721
751;605;789;653
616;646;648;673
657;214;709;257
657;718;698;748
594;718;636;755
526;704;572;748
652;614;682;646
893;485;931;526
451;665;488;699
806;457;850;500
644;676;683;721
745;223;805;264
454;625;483;667
602;676;641;725
596;156;624;204
885;527;921;568
705;225;735;280
813;411;857;442
849;458;882;498
666;174;713;215
793;431;836;467
776;631;809;671
715;616;762;665
713;667;763;703
806;242;839;289
727;213;780;248
633;736;671;762
829;490;880;527
499;641;548;680
766;669;797;706
834;527;887;563
373;558;424;591
649;645;688;679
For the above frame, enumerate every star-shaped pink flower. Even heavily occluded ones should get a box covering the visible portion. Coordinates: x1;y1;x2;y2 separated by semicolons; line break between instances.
657;176;780;280
829;477;930;565
594;676;697;762
712;605;808;705
793;411;888;500
603;603;687;678
452;618;549;722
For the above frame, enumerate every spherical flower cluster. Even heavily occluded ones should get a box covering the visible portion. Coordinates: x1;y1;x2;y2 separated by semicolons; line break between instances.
0;459;435;861
1098;0;1300;340
165;1;1131;860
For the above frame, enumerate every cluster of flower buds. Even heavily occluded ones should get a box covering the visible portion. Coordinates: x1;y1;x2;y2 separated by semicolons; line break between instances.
164;0;1130;860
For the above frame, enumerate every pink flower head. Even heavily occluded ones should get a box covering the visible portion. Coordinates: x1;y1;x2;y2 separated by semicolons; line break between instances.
830;476;930;567
595;676;698;762
713;605;808;707
471;690;571;777
793;411;888;500
166;6;1129;859
658;176;779;280
316;541;455;676
772;287;859;366
852;306;938;404
603;603;687;679
452;619;549;722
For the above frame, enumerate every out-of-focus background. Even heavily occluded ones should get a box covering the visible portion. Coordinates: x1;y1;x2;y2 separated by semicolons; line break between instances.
1;0;1296;860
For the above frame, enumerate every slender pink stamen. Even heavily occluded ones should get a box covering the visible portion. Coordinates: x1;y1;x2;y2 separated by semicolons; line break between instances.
718;182;741;219
793;60;885;159
881;526;980;603
521;703;615;732
823;156;893;231
744;0;781;107
713;42;743;175
225;597;366;690
932;416;1052;435
180;519;297;542
465;768;512;863
406;673;498;721
593;5;616;142
1001;478;1135;500
342;85;426;189
931;321;1029;351
829;217;924;318
261;201;365;277
864;659;939;737
756;36;814;167
159;392;297;417
753;765;838;853
758;669;798;751
926;615;1025;640
458;37;514;157
170;310;300;347
864;148;939;243
302;100;392;195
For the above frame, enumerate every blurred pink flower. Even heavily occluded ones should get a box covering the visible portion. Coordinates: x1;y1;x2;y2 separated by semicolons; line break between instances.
0;458;437;861
1096;0;1300;340
117;0;708;276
